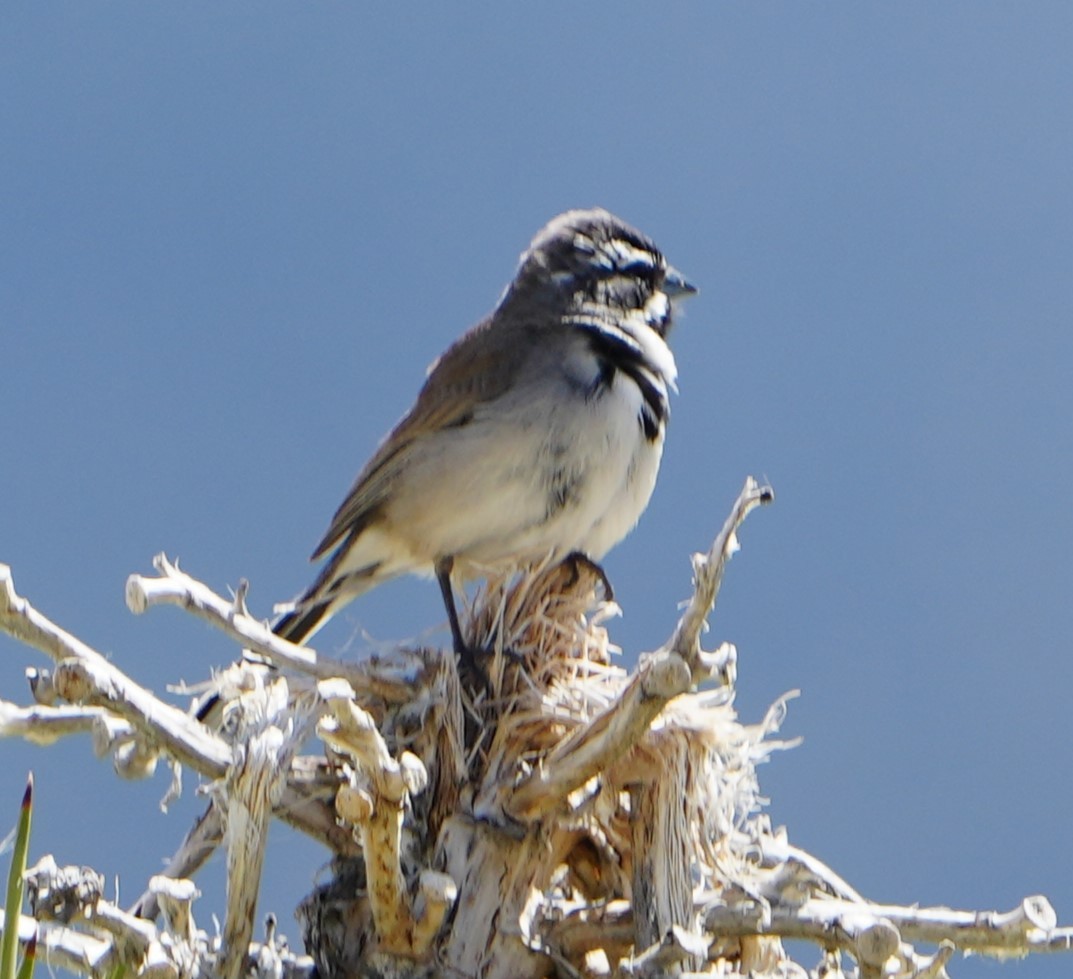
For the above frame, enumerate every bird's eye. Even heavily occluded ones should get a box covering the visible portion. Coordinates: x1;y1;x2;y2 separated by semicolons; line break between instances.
604;238;660;278
622;257;658;276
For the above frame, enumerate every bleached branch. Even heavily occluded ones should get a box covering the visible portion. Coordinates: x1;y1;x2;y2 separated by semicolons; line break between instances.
274;757;363;855
0;699;106;745
318;678;435;956
6;861;316;979
126;553;426;704
620;924;711;976
1;563;109;666
842;894;1060;955
667;476;774;679
1;562;233;776
412;871;458;957
504;651;691;823
0;907;115;976
52;655;232;777
5;474;1072;979
544;900;640;966
2;560;356;861
215;678;294;979
130;803;224;920
701;894;1069;972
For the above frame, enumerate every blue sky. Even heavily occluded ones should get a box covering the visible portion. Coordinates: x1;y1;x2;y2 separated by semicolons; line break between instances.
2;5;1072;976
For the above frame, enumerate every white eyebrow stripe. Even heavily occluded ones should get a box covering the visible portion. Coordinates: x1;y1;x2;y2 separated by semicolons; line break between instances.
605;238;659;270
572;233;597;255
643;291;670;326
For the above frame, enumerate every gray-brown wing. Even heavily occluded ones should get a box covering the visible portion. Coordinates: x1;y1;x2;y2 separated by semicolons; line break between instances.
310;316;531;560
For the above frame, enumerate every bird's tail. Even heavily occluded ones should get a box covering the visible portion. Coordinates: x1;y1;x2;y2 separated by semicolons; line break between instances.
271;602;331;646
272;538;397;646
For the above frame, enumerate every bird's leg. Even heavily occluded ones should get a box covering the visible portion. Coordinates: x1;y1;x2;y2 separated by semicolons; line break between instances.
435;556;481;678
561;551;615;602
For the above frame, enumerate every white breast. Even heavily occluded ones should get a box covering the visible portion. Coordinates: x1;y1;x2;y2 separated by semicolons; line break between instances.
353;326;672;579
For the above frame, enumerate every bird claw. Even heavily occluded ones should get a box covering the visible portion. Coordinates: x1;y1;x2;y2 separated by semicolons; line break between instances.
560;551;615;602
455;640;493;695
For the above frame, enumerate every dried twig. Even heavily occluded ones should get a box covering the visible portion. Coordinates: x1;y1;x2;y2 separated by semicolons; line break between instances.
127;554;426;703
4;477;1072;979
668;476;774;678
1;562;232;776
503;651;691;823
0;700;106;746
214;678;297;979
701;894;1069;972
319;678;436;957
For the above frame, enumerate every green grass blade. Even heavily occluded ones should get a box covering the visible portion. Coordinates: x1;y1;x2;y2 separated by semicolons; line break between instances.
1;775;33;979
13;931;35;979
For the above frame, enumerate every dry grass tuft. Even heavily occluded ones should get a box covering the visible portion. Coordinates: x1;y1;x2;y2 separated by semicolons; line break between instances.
454;558;794;940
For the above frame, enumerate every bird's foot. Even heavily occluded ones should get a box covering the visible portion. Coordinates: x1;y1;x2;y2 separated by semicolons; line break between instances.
560;551;615;602
455;637;530;698
455;639;493;695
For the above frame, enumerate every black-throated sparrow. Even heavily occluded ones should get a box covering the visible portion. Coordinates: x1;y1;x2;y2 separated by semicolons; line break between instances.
274;208;696;662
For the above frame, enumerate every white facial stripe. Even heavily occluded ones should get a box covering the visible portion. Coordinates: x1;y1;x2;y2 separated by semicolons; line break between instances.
643;291;670;327
604;238;659;271
571;233;597;256
619;305;679;392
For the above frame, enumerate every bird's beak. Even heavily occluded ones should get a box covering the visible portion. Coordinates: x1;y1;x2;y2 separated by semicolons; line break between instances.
663;265;698;298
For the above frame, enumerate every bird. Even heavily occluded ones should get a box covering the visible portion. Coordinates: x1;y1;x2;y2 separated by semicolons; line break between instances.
272;207;696;665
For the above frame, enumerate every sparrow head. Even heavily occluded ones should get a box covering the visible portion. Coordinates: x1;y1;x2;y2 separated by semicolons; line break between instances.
507;208;697;335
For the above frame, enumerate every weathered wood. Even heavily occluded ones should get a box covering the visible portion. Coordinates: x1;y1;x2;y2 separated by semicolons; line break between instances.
6;481;1072;978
